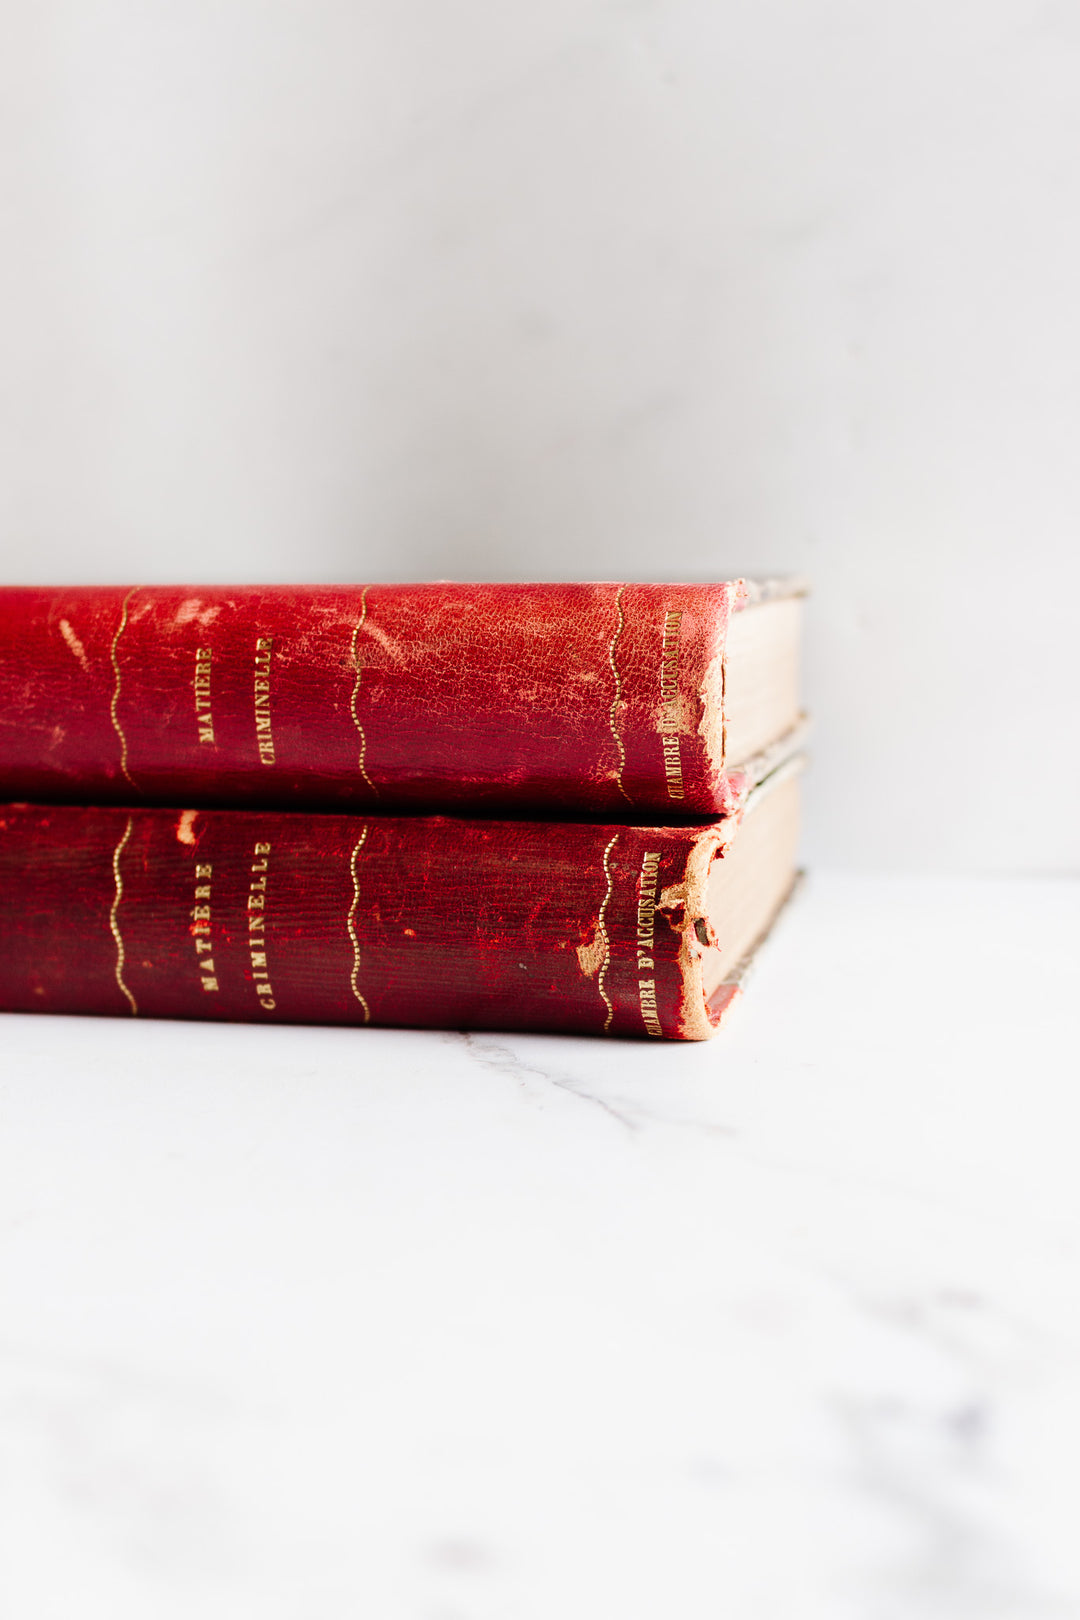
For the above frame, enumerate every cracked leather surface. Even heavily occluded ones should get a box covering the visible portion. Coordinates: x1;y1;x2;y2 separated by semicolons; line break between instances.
0;582;742;815
0;801;733;1040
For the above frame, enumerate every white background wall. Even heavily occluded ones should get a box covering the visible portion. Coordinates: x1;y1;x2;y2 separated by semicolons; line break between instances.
1;0;1077;872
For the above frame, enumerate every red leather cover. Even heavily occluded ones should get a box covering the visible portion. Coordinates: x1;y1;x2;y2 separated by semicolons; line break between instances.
0;801;737;1041
0;583;745;816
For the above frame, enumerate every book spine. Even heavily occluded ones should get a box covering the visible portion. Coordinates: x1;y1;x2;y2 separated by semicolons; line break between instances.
0;803;733;1040
0;583;742;816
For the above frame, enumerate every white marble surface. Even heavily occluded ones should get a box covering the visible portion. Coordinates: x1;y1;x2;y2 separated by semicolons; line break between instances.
1;871;1078;1618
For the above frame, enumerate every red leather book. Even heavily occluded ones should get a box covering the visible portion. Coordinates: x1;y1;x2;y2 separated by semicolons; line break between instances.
0;582;804;817
0;766;800;1041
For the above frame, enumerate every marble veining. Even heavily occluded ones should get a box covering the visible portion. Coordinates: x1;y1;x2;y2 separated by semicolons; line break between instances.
1;873;1078;1618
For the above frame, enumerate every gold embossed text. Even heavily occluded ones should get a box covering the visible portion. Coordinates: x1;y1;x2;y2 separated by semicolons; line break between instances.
254;638;276;765
248;840;276;1009
190;861;219;991
636;849;663;1036
194;647;215;743
659;610;685;800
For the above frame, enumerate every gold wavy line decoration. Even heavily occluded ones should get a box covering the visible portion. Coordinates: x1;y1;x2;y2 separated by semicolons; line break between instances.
110;816;138;1016
349;585;378;796
607;585;632;803
109;586;138;790
596;832;619;1034
347;826;372;1024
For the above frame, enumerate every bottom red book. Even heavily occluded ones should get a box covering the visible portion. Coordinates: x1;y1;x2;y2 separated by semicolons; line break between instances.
0;761;801;1042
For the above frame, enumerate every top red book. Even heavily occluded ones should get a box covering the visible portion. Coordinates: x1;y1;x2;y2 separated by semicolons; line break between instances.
0;581;805;817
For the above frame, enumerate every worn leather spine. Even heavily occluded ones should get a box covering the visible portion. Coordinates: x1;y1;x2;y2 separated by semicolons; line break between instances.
0;802;742;1041
0;583;746;816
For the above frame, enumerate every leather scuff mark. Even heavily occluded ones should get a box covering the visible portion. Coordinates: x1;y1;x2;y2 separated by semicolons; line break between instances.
658;881;688;912
175;599;222;627
576;933;607;977
58;619;89;672
176;809;199;845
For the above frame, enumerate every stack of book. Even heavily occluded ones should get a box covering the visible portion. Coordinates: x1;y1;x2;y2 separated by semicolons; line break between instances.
0;581;806;1041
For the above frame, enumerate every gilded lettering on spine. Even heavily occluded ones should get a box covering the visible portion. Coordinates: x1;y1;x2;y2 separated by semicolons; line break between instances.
109;587;139;789
659;608;685;800
190;861;219;991
248;841;276;1008
253;639;276;765
193;647;215;744
636;850;663;1036
110;816;138;1015
347;827;371;1023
